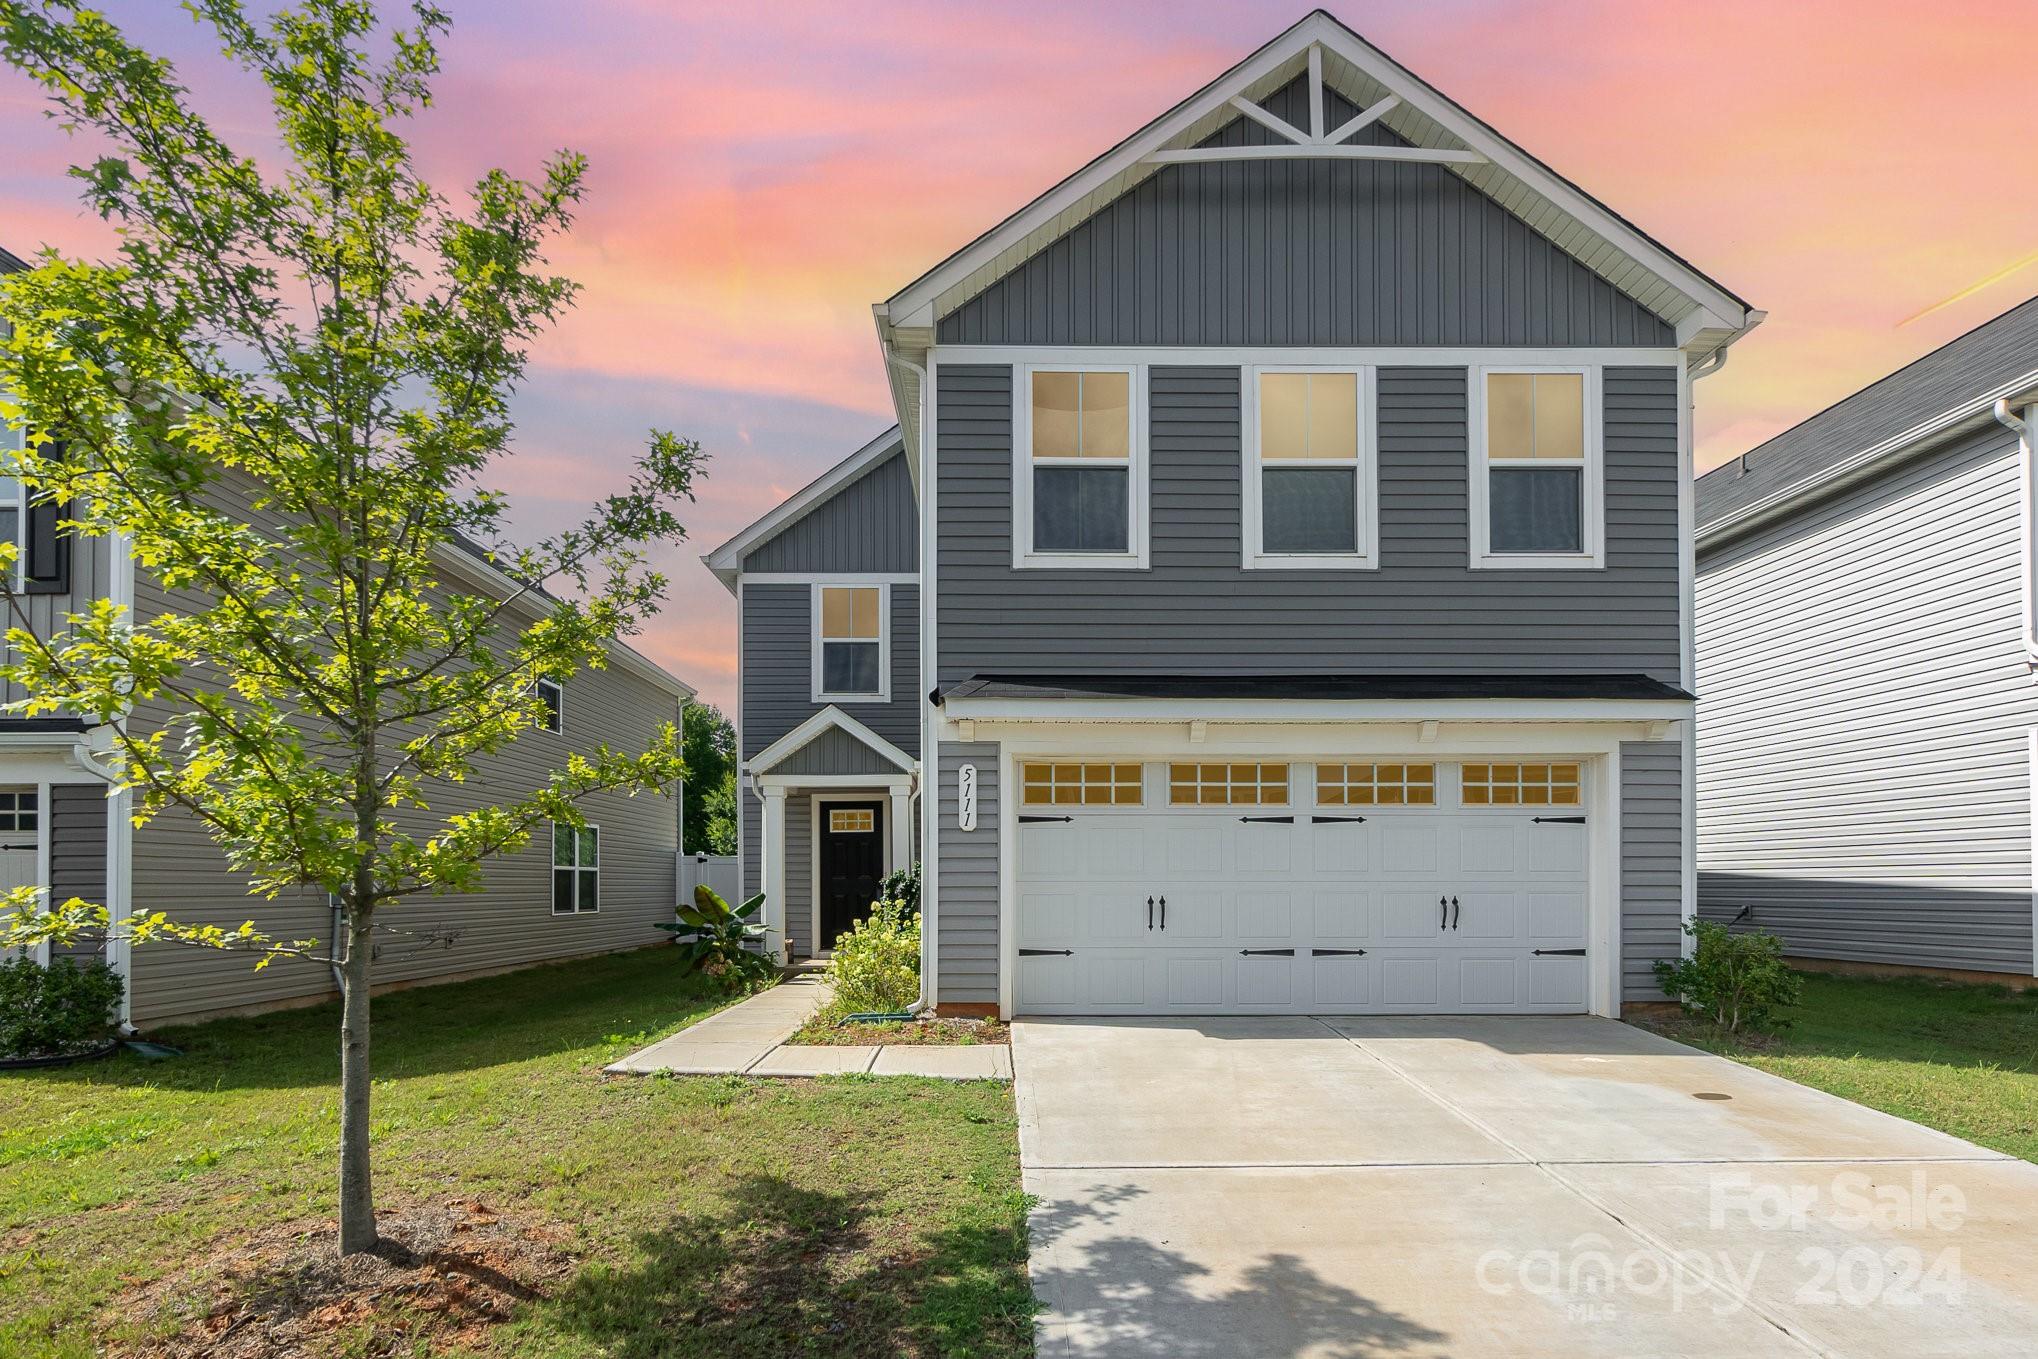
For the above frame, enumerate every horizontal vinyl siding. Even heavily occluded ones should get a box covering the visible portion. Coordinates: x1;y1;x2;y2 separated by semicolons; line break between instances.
740;581;919;897
937;743;998;1006
939;76;1669;349
124;498;684;1024
1;534;116;707
934;364;1680;683
1695;424;2037;975
1620;741;1683;1002
740;447;917;574
47;783;108;964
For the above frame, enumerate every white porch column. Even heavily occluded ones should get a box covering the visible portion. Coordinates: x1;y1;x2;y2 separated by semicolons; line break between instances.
760;785;787;960
888;784;912;879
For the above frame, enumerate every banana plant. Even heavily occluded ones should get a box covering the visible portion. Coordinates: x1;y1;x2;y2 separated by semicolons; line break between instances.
668;885;778;987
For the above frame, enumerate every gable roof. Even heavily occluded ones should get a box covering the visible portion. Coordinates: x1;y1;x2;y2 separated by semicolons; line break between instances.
1698;296;2038;546
701;426;904;593
874;10;1755;467
747;705;916;777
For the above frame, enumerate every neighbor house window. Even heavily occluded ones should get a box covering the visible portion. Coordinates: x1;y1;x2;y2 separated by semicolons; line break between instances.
0;790;38;833
1318;763;1435;807
1461;763;1583;807
0;424;65;593
552;822;599;913
1246;368;1375;567
1020;761;1143;807
1015;366;1146;568
811;584;889;702
1472;368;1601;568
534;678;563;733
1169;762;1290;807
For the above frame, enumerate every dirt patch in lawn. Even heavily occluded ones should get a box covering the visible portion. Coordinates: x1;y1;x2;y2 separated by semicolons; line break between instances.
116;1196;576;1358
786;1016;1010;1047
1627;1011;1786;1054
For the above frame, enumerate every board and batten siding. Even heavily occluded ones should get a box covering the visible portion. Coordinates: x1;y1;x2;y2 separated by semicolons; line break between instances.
932;364;1681;685
1620;741;1683;1002
740;446;917;574
938;76;1670;350
936;742;998;1007
739;581;920;900
1695;423;2038;976
123;536;684;1025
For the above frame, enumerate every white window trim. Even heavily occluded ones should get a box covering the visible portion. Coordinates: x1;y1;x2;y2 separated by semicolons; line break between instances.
1241;364;1378;569
0;424;25;592
1467;364;1605;570
535;677;563;734
810;582;892;705
1011;362;1150;570
551;820;600;916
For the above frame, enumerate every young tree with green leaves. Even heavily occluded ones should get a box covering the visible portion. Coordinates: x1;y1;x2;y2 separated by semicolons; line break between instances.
0;0;703;1255
681;699;736;855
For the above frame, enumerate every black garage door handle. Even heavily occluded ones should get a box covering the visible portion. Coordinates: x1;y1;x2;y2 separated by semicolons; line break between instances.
1239;948;1295;957
1532;948;1587;957
1019;948;1074;957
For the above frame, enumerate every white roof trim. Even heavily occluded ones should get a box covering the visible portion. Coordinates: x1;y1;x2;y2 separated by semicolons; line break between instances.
881;10;1747;346
745;705;917;776
701;426;904;593
434;543;695;702
1698;367;2038;549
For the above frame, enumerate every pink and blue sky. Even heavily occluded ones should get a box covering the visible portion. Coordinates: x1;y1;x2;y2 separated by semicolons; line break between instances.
5;1;2036;710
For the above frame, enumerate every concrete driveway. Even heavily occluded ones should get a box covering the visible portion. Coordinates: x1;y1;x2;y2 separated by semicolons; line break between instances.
1011;1015;2038;1358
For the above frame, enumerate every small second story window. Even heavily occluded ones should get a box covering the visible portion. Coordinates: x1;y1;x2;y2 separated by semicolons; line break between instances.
552;822;599;914
1472;368;1603;568
534;677;563;733
1015;365;1147;568
0;426;68;595
1245;368;1375;567
812;584;888;702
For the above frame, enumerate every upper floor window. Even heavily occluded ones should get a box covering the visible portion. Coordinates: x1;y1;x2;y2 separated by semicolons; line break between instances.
0;425;67;594
1013;365;1147;569
1244;367;1376;568
812;583;889;702
1470;368;1602;569
534;677;563;733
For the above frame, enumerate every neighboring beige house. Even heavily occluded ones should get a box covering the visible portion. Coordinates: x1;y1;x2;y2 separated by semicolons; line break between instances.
1;245;696;1028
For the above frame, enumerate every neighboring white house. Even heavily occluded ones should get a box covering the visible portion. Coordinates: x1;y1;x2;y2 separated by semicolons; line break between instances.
1696;296;2038;985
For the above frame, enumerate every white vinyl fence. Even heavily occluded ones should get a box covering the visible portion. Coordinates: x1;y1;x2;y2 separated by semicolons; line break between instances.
679;852;740;908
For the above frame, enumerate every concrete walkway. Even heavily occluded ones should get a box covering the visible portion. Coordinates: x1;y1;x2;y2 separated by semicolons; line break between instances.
606;971;1010;1080
1014;1015;2038;1358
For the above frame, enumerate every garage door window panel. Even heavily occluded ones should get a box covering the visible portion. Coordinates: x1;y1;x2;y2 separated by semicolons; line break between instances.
1021;761;1144;808
1461;762;1582;807
1169;762;1289;807
1319;763;1435;807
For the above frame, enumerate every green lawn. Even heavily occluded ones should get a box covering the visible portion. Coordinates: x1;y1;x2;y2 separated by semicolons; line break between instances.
1642;971;2038;1163
0;949;1033;1358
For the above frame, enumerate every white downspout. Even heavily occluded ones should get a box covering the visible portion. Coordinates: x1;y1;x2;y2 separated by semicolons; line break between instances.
884;344;935;1016
1993;397;2038;666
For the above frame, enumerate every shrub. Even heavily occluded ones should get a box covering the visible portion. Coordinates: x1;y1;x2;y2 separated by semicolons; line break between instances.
0;955;124;1058
674;886;778;992
875;862;920;917
1654;919;1801;1033
824;897;920;1017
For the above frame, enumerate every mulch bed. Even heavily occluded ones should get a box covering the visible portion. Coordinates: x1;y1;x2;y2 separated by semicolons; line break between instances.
115;1197;577;1358
785;1016;1010;1048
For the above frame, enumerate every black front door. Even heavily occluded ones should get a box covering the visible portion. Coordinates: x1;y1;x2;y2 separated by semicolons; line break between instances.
818;800;885;952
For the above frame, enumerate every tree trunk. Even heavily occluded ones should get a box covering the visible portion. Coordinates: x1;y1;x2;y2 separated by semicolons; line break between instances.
337;909;377;1254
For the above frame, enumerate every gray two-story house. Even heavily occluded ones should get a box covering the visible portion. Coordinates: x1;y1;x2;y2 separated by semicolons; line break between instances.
709;10;1757;1018
1;246;698;1029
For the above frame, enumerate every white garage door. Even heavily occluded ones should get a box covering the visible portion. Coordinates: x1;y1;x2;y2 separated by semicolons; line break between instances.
1014;760;1591;1015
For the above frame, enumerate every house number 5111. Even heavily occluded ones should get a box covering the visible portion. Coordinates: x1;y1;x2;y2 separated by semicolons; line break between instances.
957;764;977;832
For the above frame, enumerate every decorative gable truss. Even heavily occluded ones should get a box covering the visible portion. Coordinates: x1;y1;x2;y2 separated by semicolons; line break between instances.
875;11;1759;467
